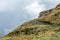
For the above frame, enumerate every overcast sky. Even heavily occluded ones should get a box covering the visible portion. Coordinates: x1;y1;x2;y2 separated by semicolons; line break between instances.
0;0;60;36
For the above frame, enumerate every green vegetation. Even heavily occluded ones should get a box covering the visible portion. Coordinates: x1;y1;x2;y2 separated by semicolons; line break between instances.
1;4;60;40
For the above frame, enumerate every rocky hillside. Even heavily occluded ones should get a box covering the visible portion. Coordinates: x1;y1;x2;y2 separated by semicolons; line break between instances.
0;4;60;40
38;4;60;25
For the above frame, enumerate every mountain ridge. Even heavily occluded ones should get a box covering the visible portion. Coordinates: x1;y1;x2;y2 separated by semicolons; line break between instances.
0;4;60;40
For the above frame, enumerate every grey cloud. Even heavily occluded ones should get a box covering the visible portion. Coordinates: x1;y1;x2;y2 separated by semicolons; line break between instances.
0;0;60;37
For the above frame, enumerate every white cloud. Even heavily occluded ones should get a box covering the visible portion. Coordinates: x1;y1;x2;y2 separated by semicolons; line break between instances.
47;0;60;2
46;0;60;4
0;0;16;12
24;1;46;19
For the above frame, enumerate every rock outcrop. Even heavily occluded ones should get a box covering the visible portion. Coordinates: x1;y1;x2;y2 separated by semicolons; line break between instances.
0;4;60;40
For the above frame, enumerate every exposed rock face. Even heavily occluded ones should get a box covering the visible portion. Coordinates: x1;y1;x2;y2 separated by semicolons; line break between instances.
0;4;60;40
38;4;60;25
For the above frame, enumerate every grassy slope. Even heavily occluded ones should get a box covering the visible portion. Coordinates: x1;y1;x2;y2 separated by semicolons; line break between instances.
37;4;60;25
1;4;60;40
0;20;60;40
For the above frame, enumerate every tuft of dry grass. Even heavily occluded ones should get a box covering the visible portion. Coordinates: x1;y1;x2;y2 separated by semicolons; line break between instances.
1;4;60;40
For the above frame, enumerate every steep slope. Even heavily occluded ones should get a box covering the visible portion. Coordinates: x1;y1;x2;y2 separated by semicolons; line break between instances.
0;4;60;40
37;4;60;25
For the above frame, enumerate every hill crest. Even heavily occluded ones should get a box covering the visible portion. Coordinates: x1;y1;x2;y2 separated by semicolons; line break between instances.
0;4;60;40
